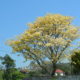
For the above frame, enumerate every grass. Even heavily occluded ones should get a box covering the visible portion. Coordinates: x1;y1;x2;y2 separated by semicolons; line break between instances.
50;78;57;80
50;76;57;80
0;70;3;80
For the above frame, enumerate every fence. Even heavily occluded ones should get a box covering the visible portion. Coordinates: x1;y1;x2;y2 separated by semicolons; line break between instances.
56;75;80;80
23;75;80;80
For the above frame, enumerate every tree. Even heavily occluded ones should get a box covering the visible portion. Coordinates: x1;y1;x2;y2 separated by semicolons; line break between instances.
11;69;27;80
0;54;15;80
0;54;27;80
71;50;80;75
7;14;79;76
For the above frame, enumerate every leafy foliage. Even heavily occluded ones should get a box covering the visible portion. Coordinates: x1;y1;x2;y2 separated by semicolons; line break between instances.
0;54;27;80
7;14;79;75
0;70;3;80
0;55;15;80
71;50;80;74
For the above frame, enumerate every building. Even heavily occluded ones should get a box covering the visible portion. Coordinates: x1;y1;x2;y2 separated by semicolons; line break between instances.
55;69;65;76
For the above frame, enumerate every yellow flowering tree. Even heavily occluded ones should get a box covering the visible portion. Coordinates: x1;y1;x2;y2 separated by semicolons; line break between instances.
7;14;79;76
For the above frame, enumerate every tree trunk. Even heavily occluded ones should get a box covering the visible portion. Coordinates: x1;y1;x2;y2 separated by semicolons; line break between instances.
51;61;56;76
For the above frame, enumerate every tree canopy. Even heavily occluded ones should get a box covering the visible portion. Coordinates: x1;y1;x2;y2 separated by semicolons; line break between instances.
0;54;15;69
7;14;79;75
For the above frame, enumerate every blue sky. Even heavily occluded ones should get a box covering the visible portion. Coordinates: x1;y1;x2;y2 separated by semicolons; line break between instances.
0;0;80;68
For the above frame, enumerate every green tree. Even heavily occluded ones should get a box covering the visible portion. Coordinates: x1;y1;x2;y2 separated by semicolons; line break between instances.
11;69;27;80
71;50;80;74
0;55;27;80
0;54;15;80
7;14;79;76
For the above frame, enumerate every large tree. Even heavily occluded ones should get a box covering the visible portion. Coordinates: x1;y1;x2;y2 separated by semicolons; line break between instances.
7;14;79;76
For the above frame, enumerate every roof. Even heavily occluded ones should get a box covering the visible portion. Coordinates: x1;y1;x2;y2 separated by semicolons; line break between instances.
55;69;64;73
